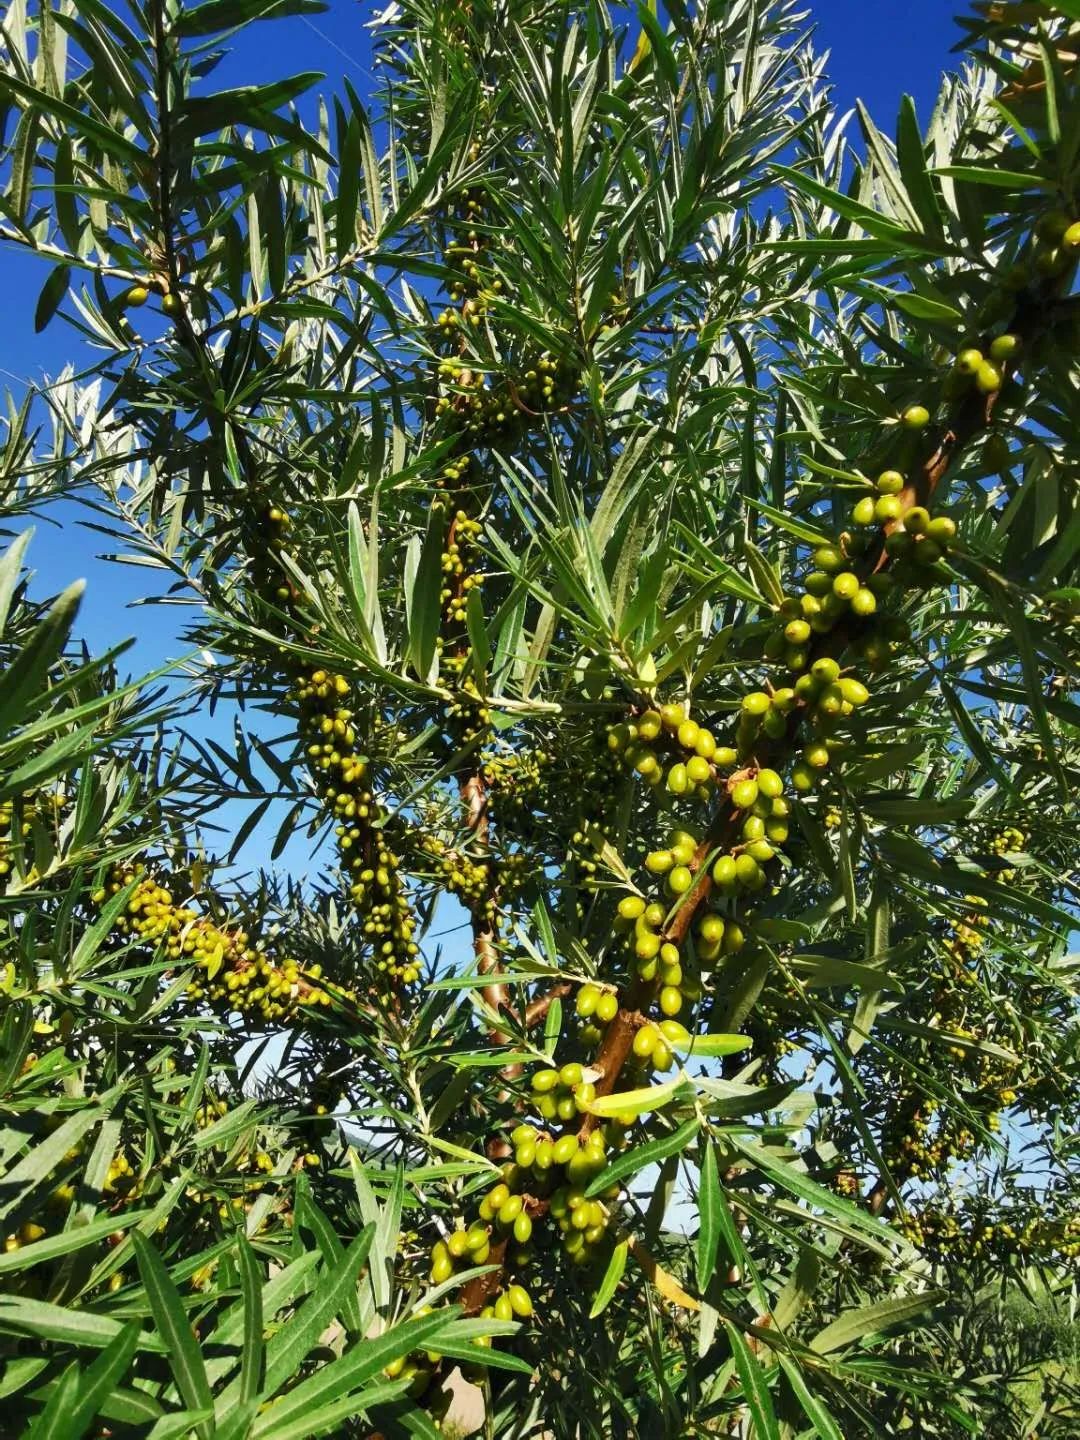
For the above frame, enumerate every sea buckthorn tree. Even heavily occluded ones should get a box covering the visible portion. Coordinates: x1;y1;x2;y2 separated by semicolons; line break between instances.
1;0;1078;1436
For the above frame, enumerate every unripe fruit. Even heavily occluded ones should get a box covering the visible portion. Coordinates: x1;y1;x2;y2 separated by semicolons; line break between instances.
975;361;1003;394
784;618;811;644
576;985;599;1017
618;895;646;920
532;1069;559;1093
832;571;859;600
734;853;763;888
731;778;759;810
161;292;182;315
448;1229;471;1258
812;546;844;574
875;495;903;522
713;746;739;768
926;515;956;546
634;750;659;778
686;755;711;785
515;1141;536;1169
903;506;930;535
645;849;673;874
753;768;781;799
509;1284;533;1318
668;865;693;896
742;814;766;842
652;1039;674;1072
811;657;840;684
955;347;983;375
635;932;660;960
839;677;869;707
553;1135;578;1165
596;991;619;1023
718;922;743;956
1037;209;1071;242
698;914;725;944
913;538;943;565
746;839;775;864
660;702;685;729
851;587;876;616
495;1293;513;1321
659;985;683;1016
498;1194;524;1226
791;761;815;792
645;902;666;926
676;719;700;750
901;404;930;430
633;1024;657;1057
637;710;662;740
742;691;771;717
560;1062;584;1088
877;470;905;495
989;332;1021;361
884;530;913;558
123;284;149;308
805;742;830;769
712;855;737;888
695;728;716;759
804;570;833;597
513;1211;533;1244
852;496;877;526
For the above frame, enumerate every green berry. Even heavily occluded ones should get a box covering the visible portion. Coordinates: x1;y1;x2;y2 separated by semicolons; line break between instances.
731;778;759;810
903;506;930;535
852;496;877;526
955;347;983;375
812;546;845;574
877;470;905;495
851;587;877;616
901;404;930;430
989;332;1021;361
975;361;1003;394
875;495;903;523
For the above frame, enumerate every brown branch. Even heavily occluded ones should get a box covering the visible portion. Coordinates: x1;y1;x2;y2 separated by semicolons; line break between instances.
524;982;573;1028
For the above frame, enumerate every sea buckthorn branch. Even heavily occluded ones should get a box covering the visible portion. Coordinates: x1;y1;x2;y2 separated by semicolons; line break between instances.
93;861;346;1024
441;231;1078;1316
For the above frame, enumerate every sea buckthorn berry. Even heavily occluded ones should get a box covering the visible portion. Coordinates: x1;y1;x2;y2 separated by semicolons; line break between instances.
756;768;783;799
877;470;906;494
976;362;1003;394
955;347;983;375
839;678;869;707
668;865;693;896
901;404;930;430
989;332;1021;361
742;692;771;718
903;507;930;535
784;618;811;644
686;756;711;785
531;1069;559;1093
596;991;619;1023
637;710;662;741
560;1062;584;1088
676;719;700;750
811;658;840;684
618;895;646;920
735;853;764;889
633;1024;658;1058
660;703;685;729
851;587;877;616
695;729;716;759
812;546;844;574
832;572;859;601
508;1285;533;1318
659;985;683;1016
645;849;674;874
731;778;759;810
576;985;600;1017
875;495;903;522
926;516;957;546
666;763;688;795
852;496;877;526
712;855;737;888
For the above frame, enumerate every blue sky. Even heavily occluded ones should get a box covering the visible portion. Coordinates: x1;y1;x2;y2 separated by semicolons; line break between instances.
1;0;967;886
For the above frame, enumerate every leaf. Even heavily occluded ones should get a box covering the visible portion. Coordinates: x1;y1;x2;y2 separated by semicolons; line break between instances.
776;1354;844;1440
584;1116;699;1198
588;1237;628;1318
131;1233;214;1439
236;1234;264;1406
695;1140;720;1293
626;1236;700;1311
725;1321;779;1440
581;1074;685;1119
406;501;445;682
932;164;1046;189
672;1033;753;1060
34;264;70;333
0;580;84;736
809;1289;946;1356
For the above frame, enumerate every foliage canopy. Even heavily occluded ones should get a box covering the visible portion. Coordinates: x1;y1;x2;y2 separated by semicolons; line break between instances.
0;0;1078;1435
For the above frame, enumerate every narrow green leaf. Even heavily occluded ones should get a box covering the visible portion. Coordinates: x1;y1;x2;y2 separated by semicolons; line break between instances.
589;1238;628;1318
132;1233;214;1439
